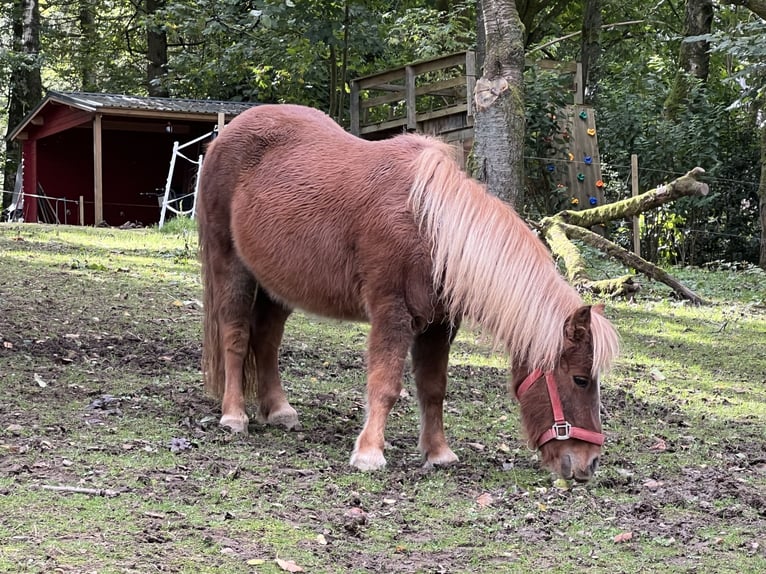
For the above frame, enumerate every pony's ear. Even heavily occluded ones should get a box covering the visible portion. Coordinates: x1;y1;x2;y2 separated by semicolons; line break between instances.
592;303;605;316
564;305;593;345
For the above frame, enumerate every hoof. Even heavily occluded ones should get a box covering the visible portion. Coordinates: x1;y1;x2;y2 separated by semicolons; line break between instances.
258;405;301;430
220;413;249;434
424;448;459;468
350;449;387;472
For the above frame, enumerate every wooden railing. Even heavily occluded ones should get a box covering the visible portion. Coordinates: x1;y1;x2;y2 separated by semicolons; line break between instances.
350;51;476;137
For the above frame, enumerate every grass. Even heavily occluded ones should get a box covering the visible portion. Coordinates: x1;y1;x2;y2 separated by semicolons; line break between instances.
0;222;765;573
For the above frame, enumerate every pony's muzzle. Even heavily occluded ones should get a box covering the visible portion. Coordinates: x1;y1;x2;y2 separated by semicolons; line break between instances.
559;449;600;483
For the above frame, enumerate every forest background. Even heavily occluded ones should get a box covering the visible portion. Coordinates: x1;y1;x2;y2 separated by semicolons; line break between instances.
0;0;765;270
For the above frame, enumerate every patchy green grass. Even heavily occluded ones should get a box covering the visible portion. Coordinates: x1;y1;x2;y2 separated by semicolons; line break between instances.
0;223;764;573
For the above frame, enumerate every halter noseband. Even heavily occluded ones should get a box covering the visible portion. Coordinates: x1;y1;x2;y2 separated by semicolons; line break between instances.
516;368;605;448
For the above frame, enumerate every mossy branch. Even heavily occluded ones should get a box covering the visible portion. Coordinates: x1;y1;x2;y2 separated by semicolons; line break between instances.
558;167;709;228
552;221;706;305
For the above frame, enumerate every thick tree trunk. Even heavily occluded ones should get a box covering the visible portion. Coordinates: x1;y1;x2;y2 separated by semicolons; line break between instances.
471;0;525;205
79;0;97;91
759;122;766;269
580;0;601;105
3;0;42;210
145;0;169;97
664;0;713;119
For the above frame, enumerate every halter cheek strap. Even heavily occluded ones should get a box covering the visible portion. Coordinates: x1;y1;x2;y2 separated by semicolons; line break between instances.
516;368;605;447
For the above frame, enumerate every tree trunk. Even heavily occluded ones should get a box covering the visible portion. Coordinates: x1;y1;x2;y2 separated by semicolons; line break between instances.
3;0;42;210
759;120;766;269
79;0;97;91
664;0;713;119
580;0;601;105
470;0;525;205
145;0;169;97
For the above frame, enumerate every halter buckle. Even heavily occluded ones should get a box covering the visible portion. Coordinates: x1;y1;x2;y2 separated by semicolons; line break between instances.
551;421;572;440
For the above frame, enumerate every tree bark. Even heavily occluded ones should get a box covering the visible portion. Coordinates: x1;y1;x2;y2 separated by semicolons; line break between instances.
79;0;97;91
580;0;601;105
145;0;169;97
3;0;42;210
664;0;713;119
759;121;766;269
722;0;766;20
471;0;525;205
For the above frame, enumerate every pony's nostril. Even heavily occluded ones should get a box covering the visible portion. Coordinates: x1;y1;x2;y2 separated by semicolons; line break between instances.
590;456;600;474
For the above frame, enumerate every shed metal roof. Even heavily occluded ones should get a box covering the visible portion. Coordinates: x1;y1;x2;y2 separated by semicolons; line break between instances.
8;91;258;142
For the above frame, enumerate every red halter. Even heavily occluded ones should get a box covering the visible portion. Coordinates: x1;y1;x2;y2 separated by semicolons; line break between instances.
516;368;605;447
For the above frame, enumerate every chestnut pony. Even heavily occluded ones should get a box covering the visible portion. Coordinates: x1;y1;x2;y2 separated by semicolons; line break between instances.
197;104;619;482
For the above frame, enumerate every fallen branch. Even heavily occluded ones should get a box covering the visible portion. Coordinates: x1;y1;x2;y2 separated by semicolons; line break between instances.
40;485;120;497
557;221;706;305
559;167;709;228
539;167;709;304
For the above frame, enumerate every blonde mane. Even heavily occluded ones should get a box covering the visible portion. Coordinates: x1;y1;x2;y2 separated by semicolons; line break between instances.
408;141;618;376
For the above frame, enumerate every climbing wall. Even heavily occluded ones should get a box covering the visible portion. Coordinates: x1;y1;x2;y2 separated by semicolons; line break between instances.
549;104;605;211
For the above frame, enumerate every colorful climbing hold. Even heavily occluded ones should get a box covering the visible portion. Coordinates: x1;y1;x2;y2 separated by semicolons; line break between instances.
584;155;593;165
546;164;555;172
589;196;598;206
579;111;588;120
568;152;574;161
577;173;585;182
595;179;604;188
571;197;579;206
587;128;596;136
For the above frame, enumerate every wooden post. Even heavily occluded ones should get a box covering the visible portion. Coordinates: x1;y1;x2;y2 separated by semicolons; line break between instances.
93;113;104;225
575;62;584;105
350;81;360;135
217;111;225;133
79;195;85;226
405;65;416;131
631;153;640;257
465;50;476;117
22;139;38;223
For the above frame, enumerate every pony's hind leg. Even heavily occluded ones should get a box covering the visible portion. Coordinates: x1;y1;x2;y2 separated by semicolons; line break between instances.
412;320;459;467
216;268;259;434
350;301;414;471
251;291;299;430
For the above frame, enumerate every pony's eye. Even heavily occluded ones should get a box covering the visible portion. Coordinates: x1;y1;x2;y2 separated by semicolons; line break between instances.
573;375;590;388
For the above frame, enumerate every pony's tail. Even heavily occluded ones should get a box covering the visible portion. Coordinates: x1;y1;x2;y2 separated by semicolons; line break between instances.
198;143;259;404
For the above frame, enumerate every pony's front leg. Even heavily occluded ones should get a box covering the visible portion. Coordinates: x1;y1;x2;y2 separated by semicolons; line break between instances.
350;308;413;471
412;320;459;467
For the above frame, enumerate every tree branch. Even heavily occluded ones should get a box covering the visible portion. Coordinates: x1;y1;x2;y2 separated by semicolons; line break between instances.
553;221;706;305
557;167;709;228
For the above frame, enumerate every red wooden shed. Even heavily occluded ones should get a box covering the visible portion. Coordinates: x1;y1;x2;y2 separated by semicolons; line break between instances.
7;92;256;226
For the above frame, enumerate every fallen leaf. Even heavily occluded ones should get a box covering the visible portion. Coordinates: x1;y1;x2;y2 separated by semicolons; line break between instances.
649;439;667;452
476;493;493;508
614;531;633;544
643;479;662;491
649;368;666;381
553;478;570;490
468;442;486;451
276;558;304;573
34;373;47;388
3;341;12;349
247;558;266;566
316;533;328;545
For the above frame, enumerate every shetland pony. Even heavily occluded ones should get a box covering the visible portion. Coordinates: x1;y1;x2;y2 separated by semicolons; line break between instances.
197;104;619;482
